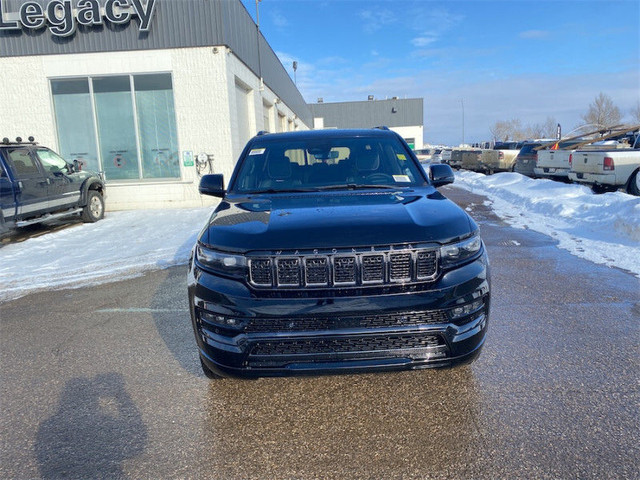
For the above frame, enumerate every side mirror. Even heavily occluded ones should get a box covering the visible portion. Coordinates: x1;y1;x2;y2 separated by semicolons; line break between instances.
199;174;225;198
428;163;455;187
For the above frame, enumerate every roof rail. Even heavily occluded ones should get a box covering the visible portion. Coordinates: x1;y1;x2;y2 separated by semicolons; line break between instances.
373;126;390;131
256;130;270;136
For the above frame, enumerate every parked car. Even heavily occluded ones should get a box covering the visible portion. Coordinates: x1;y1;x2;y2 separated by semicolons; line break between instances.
414;148;440;164
0;137;105;237
188;128;490;378
568;127;640;195
534;139;618;182
440;148;453;164
480;141;523;174
460;149;484;172
514;140;555;178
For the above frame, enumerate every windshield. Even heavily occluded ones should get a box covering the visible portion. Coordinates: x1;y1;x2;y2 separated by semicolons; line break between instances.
230;135;428;193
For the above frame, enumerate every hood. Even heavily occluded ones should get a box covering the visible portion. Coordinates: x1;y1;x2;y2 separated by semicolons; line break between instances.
201;188;475;252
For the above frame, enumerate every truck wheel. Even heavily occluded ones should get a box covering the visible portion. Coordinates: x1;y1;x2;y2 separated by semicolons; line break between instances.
81;190;104;223
627;170;640;196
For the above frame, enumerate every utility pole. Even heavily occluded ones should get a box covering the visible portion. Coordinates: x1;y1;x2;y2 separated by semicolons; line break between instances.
461;99;465;145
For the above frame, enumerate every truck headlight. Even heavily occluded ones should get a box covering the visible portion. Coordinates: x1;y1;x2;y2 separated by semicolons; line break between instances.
440;233;482;267
196;245;247;277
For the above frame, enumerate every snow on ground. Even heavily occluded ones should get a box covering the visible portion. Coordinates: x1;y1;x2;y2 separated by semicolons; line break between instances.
454;171;640;278
0;207;212;302
1;172;639;302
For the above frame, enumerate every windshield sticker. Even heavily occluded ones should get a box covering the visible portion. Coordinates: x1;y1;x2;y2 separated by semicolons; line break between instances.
393;175;411;183
249;148;266;156
396;154;407;160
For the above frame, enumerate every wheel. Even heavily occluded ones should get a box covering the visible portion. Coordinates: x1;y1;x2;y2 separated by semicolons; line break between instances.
627;170;640;196
200;356;223;379
81;190;104;223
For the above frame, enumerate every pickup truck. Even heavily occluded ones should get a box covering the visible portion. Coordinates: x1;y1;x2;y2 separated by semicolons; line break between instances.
0;137;106;237
480;141;522;174
568;145;640;195
534;127;636;182
460;149;484;172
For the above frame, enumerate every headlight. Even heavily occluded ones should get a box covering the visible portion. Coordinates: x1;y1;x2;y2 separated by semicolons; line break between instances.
196;245;247;276
440;233;482;267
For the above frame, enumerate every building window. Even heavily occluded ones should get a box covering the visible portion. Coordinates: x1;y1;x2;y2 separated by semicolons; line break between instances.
50;73;179;182
51;78;99;173
134;74;180;179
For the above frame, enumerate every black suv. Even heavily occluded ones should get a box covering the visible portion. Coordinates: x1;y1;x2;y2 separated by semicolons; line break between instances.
0;137;105;236
188;128;490;378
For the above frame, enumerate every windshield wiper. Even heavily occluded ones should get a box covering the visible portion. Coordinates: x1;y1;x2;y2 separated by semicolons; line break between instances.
314;184;397;191
244;188;315;194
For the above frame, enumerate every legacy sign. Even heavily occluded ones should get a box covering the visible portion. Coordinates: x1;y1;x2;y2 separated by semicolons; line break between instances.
0;0;156;37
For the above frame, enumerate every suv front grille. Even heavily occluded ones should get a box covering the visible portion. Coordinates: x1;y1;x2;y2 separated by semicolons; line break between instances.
245;310;449;333
248;246;439;289
249;333;445;356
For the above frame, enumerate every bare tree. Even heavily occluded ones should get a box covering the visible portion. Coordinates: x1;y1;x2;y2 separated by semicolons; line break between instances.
489;118;523;142
526;117;558;139
631;101;640;123
581;92;621;128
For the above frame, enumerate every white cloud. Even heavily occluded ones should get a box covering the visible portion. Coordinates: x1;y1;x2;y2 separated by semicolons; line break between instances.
270;10;289;28
358;8;398;33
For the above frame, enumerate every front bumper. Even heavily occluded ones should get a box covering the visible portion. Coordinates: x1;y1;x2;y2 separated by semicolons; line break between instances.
188;252;490;378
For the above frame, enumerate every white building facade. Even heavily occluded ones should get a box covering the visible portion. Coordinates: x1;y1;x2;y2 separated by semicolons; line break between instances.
0;0;312;210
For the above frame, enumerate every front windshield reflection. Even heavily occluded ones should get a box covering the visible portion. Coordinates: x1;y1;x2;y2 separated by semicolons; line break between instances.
232;136;427;193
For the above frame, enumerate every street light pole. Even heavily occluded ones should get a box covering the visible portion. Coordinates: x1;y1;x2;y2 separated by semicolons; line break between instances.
461;99;465;145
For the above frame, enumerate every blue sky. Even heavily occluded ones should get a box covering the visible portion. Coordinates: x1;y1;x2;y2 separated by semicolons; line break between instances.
240;0;639;146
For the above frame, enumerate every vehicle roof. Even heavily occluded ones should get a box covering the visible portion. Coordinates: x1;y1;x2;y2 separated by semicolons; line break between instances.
250;128;399;142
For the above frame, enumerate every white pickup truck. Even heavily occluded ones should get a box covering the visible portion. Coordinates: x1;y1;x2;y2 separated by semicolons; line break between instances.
534;126;636;182
567;129;640;195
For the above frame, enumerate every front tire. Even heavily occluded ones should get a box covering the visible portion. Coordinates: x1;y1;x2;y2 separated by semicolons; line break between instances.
81;190;104;223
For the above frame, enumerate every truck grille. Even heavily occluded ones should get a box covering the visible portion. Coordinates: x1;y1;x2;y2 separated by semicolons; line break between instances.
249;247;438;288
245;310;449;333
249;333;445;356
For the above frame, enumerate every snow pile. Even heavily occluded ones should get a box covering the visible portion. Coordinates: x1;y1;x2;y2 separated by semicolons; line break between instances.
0;207;212;302
454;171;640;277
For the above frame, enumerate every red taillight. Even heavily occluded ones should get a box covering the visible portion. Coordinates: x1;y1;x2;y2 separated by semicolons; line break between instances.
534;152;538;165
498;151;504;160
603;157;614;171
569;154;572;166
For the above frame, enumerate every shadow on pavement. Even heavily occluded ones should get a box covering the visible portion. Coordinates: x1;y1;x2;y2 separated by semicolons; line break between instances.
151;233;202;377
35;373;147;479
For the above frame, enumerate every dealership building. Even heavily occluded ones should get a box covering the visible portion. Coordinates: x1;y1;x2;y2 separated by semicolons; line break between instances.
0;0;424;210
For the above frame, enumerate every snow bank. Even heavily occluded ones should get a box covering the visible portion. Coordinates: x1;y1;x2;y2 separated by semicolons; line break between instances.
0;207;212;302
454;171;640;277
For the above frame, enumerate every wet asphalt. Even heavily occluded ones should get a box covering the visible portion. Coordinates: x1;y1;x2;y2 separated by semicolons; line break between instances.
0;186;638;479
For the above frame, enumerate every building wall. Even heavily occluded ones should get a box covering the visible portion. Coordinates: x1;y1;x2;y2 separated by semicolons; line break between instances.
0;46;308;211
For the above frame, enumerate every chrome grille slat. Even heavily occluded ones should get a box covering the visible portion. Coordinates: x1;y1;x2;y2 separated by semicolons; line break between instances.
248;246;439;289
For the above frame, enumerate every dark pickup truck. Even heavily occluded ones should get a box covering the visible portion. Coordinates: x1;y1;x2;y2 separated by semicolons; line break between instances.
0;137;106;237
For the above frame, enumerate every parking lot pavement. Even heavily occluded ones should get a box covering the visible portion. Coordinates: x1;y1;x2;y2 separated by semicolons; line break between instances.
1;187;638;479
